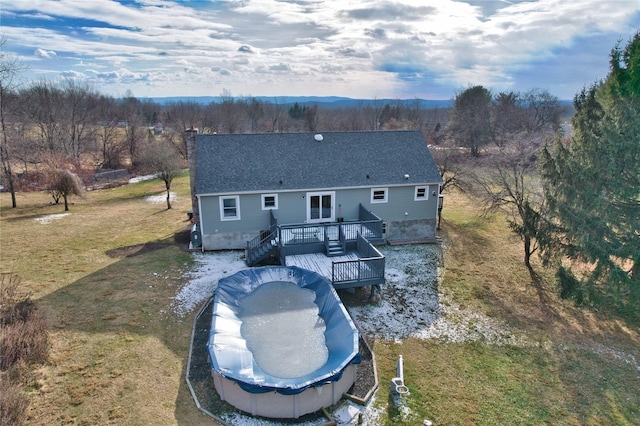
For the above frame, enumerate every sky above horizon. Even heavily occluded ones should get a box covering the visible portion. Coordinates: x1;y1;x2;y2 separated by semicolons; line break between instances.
2;0;639;100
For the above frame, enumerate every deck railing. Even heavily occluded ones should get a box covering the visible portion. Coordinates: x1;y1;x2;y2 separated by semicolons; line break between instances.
247;205;384;268
358;204;384;240
245;211;278;266
324;223;346;253
331;233;385;288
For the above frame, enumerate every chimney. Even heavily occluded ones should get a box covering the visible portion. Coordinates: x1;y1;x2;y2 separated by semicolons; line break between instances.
186;126;199;225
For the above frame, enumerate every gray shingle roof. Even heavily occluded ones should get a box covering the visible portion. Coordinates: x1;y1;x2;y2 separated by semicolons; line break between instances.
195;130;442;195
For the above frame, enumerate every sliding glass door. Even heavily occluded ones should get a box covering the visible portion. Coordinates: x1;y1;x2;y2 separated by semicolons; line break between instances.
306;191;335;222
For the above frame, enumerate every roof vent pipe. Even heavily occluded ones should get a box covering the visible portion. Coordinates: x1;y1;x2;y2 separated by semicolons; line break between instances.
314;134;323;142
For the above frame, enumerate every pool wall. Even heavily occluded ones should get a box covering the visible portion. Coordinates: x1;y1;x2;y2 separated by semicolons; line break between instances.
207;266;360;419
212;364;357;418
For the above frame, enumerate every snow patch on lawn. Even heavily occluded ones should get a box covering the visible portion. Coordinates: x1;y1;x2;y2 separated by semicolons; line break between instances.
34;213;69;224
348;244;526;346
145;192;176;204
172;244;528;425
223;413;323;426
172;244;527;344
129;174;157;184
170;251;246;316
223;395;383;426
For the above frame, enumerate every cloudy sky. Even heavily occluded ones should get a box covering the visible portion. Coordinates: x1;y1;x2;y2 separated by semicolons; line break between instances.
2;0;638;100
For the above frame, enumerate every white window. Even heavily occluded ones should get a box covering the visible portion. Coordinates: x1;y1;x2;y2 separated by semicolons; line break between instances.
414;186;429;201
219;196;241;221
371;188;388;204
261;194;278;210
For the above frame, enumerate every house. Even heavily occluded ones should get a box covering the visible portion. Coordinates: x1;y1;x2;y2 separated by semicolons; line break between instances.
187;130;443;258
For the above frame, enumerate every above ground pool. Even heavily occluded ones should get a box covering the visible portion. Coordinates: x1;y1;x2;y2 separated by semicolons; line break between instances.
207;266;360;419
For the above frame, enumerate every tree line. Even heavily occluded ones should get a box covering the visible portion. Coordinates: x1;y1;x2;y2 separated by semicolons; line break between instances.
1;33;638;314
0;45;451;209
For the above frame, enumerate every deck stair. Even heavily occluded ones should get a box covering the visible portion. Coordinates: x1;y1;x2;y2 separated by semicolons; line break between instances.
250;238;277;265
246;223;278;266
325;225;346;257
327;239;345;256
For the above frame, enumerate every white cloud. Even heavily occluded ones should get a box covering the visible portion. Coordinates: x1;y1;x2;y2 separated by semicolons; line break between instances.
269;63;290;72
34;47;56;58
60;69;85;78
2;0;639;98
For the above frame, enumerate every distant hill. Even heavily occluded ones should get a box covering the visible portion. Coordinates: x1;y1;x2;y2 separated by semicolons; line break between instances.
144;95;454;109
141;95;574;116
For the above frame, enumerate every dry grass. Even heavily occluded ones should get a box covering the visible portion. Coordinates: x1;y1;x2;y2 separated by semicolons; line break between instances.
368;191;640;425
0;301;49;371
440;191;640;346
1;172;211;425
1;273;50;425
1;176;639;425
0;374;30;426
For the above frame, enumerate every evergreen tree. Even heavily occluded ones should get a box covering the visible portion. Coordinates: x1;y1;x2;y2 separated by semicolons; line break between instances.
447;85;493;156
540;32;640;309
288;102;306;120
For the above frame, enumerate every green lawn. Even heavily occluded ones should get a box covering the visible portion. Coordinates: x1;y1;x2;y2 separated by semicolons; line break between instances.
1;174;638;425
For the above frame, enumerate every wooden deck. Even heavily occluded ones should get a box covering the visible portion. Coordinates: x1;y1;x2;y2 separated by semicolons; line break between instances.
284;252;359;278
245;208;385;291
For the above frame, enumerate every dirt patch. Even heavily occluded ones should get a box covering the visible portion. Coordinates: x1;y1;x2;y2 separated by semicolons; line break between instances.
348;335;376;401
173;226;192;251
106;242;171;258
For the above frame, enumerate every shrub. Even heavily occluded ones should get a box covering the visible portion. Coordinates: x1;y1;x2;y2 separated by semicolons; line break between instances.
0;373;29;426
0;273;48;425
0;301;49;370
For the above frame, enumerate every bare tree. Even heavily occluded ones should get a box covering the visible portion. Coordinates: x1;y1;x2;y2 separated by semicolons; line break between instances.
202;101;221;134
407;98;423;130
21;81;63;158
18;79;106;174
245;96;264;132
11;120;41;177
266;100;284;132
218;89;242;133
431;146;468;194
164;100;203;158
469;131;551;270
0;36;27;207
363;98;384;130
94;95;125;169
139;139;185;209
344;102;366;130
58;79;101;165
120;91;147;168
520;88;563;133
303;103;318;131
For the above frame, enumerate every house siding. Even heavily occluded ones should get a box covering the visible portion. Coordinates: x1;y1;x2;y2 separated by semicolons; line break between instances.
199;194;271;250
199;183;440;250
361;184;439;241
